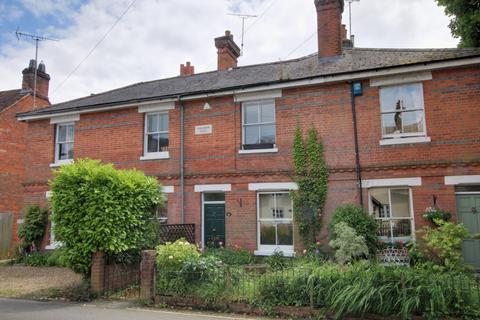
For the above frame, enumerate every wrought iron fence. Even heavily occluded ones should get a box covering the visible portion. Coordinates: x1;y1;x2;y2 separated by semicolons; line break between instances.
155;265;480;317
159;224;195;244
102;252;141;299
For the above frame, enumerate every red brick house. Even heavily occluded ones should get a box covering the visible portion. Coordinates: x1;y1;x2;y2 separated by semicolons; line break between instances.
16;1;480;266
0;60;50;258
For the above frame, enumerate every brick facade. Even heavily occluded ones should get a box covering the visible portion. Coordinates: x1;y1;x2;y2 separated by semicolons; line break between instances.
20;64;480;253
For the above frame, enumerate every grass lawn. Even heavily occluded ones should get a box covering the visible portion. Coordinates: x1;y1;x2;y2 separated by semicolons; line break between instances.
0;265;83;299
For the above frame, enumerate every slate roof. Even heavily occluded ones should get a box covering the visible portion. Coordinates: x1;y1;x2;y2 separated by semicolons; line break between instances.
0;89;28;113
18;47;480;118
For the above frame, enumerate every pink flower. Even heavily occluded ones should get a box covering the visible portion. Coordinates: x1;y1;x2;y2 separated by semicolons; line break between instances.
302;249;307;255
316;241;321;246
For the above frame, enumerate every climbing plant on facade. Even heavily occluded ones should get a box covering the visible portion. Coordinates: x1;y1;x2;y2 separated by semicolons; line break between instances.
291;125;328;246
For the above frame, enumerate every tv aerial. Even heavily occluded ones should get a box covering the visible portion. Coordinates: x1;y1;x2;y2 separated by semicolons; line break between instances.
227;13;257;56
345;0;360;38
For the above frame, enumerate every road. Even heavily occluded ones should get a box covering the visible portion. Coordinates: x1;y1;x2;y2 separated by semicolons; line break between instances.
0;298;264;320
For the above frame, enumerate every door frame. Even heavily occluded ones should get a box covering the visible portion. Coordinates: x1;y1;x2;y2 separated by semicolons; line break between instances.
201;193;226;248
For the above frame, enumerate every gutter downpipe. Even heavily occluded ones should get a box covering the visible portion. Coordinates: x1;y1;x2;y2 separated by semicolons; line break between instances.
349;82;363;207
179;96;185;224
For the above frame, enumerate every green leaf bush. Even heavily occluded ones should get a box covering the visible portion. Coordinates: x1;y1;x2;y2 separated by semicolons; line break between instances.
49;159;162;274
156;239;200;272
329;222;369;265
18;205;49;251
329;204;379;255
203;246;253;265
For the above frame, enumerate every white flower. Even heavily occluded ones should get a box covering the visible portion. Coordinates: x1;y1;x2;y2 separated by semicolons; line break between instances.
168;255;173;259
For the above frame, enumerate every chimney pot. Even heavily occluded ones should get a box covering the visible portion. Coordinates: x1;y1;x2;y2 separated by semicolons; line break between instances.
314;0;345;58
180;61;195;76
22;59;50;99
215;31;241;71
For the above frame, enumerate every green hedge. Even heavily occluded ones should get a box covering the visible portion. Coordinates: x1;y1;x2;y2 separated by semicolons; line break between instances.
49;159;162;274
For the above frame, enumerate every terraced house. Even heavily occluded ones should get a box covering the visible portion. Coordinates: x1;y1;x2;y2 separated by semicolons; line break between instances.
16;0;480;266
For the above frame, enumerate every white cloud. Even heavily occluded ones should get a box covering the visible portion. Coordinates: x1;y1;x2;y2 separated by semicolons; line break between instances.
0;0;458;103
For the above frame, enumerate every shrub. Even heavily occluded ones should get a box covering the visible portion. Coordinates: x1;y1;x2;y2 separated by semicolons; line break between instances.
21;249;67;267
329;204;379;254
265;250;290;271
156;239;200;272
203;246;253;265
416;220;469;271
49;159;162;274
18;205;49;251
181;255;225;284
329;222;369;265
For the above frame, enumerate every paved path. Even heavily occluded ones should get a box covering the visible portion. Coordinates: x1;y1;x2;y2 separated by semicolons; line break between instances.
0;298;263;320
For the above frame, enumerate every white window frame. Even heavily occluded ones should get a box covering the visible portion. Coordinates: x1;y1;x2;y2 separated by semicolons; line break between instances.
379;82;428;141
53;122;74;165
255;191;294;256
368;187;415;243
240;99;277;153
141;112;169;160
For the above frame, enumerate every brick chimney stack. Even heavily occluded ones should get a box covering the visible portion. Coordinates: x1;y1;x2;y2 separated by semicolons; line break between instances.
214;30;241;71
22;59;50;98
180;61;195;76
314;0;344;58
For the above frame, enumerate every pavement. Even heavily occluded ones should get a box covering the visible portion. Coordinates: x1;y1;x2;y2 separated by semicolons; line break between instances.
0;298;265;320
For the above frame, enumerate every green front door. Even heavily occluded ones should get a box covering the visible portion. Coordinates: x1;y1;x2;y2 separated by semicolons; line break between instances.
204;203;225;248
456;195;480;269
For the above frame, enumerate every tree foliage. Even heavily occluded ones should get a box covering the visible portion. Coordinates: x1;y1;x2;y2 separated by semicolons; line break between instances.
436;0;480;47
291;125;328;245
49;159;162;274
329;222;369;265
18;205;49;251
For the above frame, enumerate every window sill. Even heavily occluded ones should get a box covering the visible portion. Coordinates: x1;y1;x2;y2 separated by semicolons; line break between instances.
380;136;431;146
50;159;74;168
254;249;295;257
238;148;278;155
140;152;170;161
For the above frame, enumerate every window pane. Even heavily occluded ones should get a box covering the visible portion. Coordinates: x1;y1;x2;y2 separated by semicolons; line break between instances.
158;133;169;150
390;189;411;218
370;188;390;218
159;113;169;132
57;125;67;142
204;193;225;202
66;125;74;141
147;134;159;153
244;125;260;145
380;86;401;112
244;104;258;124
260;222;276;245
402;111;424;134
392;219;412;239
260;125;275;144
259;194;275;219
277;223;293;245
58;142;73;160
147;114;159;133
399;84;423;110
260;102;275;123
276;193;293;219
382;113;401;135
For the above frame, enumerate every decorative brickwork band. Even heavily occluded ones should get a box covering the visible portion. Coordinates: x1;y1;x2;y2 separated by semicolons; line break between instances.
140;250;156;303
90;251;105;294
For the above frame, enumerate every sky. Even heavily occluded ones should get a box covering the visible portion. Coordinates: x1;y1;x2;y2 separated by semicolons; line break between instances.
0;0;457;104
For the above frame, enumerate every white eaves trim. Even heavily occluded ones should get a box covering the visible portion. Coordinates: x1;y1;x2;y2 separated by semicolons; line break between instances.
138;101;175;113
248;182;298;191
380;136;431;146
162;186;174;193
445;175;480;185
234;89;282;103
194;184;232;192
370;71;432;87
50;114;80;124
362;177;422;188
17;57;480;122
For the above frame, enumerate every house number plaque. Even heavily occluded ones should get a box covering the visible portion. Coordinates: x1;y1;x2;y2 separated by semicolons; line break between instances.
195;125;213;135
